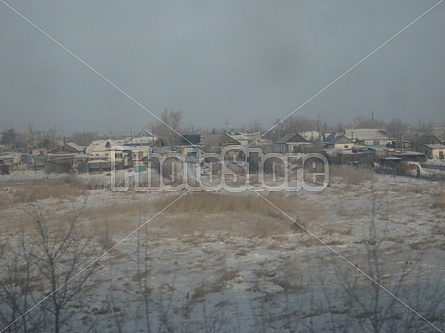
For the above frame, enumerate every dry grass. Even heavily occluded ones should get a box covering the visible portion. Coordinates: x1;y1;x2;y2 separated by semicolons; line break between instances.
330;165;375;185
152;213;294;238
336;205;358;218
191;268;239;302
431;192;445;209
323;223;353;237
158;192;295;215
148;192;326;238
2;177;86;207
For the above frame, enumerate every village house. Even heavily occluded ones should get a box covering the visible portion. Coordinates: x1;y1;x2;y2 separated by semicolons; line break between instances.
275;133;314;153
86;139;123;158
323;133;357;150
175;134;202;157
85;139;124;172
0;152;33;173
227;129;271;147
113;146;151;172
344;128;393;146
44;142;90;173
46;153;90;173
85;142;151;173
424;144;445;159
391;140;414;151
124;130;157;146
415;134;442;154
48;142;85;155
201;133;241;153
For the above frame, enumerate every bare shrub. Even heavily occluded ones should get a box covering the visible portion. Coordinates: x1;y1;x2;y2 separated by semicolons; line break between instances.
0;204;99;333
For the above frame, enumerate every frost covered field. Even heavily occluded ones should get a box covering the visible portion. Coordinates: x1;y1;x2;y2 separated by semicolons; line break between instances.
1;169;445;332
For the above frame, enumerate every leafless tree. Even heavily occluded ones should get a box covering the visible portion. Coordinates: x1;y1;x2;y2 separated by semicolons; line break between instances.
386;118;409;140
24;205;98;333
0;129;17;151
330;200;445;332
151;110;182;150
0;232;46;333
0;202;99;333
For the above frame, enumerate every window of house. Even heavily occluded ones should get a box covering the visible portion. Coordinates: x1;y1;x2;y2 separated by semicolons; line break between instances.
344;145;349;149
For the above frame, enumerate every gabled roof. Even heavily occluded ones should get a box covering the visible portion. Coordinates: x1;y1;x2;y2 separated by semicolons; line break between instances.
228;129;242;136
416;134;441;146
66;142;85;152
178;134;201;146
135;130;154;138
86;139;121;153
425;143;445;149
331;135;354;145
323;132;337;143
344;128;391;141
202;134;240;147
49;142;84;154
275;133;309;144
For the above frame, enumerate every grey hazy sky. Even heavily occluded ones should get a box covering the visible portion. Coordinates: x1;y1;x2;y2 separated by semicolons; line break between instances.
1;1;444;134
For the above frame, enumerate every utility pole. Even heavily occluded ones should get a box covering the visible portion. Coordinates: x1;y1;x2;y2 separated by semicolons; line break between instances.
225;117;228;133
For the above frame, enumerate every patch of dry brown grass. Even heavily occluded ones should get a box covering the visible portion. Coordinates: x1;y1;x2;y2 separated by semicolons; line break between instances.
431;192;445;209
330;165;375;185
336;205;357;218
158;192;299;215
8;177;86;205
151;213;294;238
149;192;326;238
323;223;352;237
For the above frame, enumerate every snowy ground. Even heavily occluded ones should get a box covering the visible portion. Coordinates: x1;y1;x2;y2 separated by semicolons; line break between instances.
1;172;445;332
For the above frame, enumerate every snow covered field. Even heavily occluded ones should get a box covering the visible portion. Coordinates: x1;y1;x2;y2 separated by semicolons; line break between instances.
1;171;444;332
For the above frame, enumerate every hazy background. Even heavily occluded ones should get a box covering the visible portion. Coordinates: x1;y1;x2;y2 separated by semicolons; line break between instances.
1;0;444;134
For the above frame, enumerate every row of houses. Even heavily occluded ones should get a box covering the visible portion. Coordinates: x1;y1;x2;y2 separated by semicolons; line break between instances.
1;128;444;174
271;128;445;168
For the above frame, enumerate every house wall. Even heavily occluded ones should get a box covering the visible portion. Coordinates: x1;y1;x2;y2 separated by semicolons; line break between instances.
333;142;356;150
429;148;445;159
363;139;392;146
180;146;201;157
276;143;287;153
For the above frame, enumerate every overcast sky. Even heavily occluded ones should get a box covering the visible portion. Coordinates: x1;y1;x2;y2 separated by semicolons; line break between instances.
1;0;444;134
